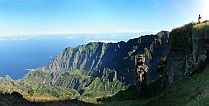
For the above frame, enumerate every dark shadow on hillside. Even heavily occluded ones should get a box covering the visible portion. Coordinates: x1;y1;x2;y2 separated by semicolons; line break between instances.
96;85;140;103
0;92;95;106
97;78;162;103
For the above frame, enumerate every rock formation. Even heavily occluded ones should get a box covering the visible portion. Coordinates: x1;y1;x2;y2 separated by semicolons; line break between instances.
136;54;148;92
163;22;209;85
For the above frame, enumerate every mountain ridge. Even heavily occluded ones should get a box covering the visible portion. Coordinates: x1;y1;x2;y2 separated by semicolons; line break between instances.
22;31;169;99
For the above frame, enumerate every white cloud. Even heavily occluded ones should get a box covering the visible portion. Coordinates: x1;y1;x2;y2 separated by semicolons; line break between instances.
0;37;28;41
18;37;28;40
87;40;117;43
65;36;78;39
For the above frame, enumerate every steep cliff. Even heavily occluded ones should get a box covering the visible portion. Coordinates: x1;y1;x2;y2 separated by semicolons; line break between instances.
23;31;169;94
163;21;209;85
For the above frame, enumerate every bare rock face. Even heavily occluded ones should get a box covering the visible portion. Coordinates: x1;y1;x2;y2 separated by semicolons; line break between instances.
163;22;209;85
136;54;148;92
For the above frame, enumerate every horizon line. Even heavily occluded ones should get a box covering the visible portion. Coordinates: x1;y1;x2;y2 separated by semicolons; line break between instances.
0;30;161;37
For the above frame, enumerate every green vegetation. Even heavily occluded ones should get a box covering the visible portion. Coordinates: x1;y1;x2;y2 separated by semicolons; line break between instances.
193;21;209;30
169;22;194;51
193;22;209;47
0;68;125;103
0;78;80;102
85;77;124;97
169;22;209;52
156;58;167;75
148;63;209;105
101;63;209;106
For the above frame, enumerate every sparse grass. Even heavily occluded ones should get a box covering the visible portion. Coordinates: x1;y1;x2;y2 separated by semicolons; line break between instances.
193;22;209;29
146;63;208;106
101;63;209;106
101;99;147;106
169;22;194;52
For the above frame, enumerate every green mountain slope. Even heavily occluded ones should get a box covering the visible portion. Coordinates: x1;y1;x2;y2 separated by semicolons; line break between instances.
22;31;169;99
0;76;80;102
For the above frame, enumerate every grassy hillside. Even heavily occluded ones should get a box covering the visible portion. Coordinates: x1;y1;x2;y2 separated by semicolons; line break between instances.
102;61;209;106
147;63;208;106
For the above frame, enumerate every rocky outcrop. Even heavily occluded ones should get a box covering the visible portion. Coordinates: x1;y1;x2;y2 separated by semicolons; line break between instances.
24;31;169;90
163;22;209;85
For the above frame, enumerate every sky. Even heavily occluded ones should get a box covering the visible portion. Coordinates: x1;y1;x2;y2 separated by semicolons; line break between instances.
0;0;208;36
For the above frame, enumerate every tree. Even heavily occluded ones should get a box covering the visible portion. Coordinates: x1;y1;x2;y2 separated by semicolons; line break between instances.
156;58;167;76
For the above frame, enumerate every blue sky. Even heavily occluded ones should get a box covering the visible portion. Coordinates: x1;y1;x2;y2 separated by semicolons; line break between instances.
0;0;207;36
